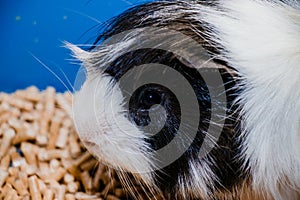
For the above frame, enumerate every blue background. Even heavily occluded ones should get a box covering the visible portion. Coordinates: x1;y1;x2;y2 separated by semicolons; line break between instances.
0;0;149;93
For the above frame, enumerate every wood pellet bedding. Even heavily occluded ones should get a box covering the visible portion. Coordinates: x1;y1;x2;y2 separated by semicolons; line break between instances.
0;86;156;200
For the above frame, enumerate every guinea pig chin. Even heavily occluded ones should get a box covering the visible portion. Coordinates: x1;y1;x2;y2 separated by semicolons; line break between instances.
73;73;155;183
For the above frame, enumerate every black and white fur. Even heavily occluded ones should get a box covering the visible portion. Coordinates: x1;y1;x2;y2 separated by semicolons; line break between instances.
68;0;300;199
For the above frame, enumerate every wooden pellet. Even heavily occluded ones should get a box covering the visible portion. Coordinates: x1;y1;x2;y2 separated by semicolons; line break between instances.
0;128;16;159
35;102;43;111
28;175;42;200
80;171;93;193
64;173;75;183
49;159;60;170
56;93;72;116
80;158;98;171
15;86;41;102
47;114;63;149
5;176;16;186
43;189;54;200
0;112;12;124
0;123;10;136
20;111;40;122
0;169;9;187
72;151;93;167
74;192;100;199
36;134;48;146
47;110;65;149
52;167;67;182
99;171;110;185
4;184;19;200
38;148;69;161
67;181;79;193
38;87;55;144
21;142;38;166
10;151;26;167
62;118;73;129
36;162;51;181
106;194;121;200
56;185;67;200
1;183;11;199
13;128;37;144
3;94;34;111
114;188;125;198
65;193;76;200
101;182;112;196
20;163;38;176
68;132;81;158
10;107;22;117
64;164;82;180
55;127;69;148
43;87;55;121
93;164;105;189
10;178;29;196
49;179;60;192
0;101;10;112
19;171;29;190
8;118;23;132
0;154;10;170
37;178;47;194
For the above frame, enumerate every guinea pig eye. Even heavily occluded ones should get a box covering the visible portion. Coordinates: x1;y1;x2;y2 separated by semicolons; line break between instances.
141;89;162;107
128;84;168;127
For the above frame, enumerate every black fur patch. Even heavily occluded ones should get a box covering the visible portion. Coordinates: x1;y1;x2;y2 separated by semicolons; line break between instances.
104;48;245;194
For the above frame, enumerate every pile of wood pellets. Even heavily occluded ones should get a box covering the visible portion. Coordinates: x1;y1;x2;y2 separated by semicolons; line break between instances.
0;86;159;200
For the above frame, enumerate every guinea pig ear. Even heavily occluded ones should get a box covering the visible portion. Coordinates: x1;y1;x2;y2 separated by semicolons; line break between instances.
64;42;95;78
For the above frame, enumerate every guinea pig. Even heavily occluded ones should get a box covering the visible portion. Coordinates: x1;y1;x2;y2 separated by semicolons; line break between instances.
67;0;300;199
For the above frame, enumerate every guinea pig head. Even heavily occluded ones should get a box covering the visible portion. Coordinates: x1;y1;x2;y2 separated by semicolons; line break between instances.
67;28;243;200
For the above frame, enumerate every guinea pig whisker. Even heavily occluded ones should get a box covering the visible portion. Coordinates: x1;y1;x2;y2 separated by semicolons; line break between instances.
121;0;134;6
28;51;74;94
64;8;106;25
57;67;75;92
116;171;138;199
63;9;111;48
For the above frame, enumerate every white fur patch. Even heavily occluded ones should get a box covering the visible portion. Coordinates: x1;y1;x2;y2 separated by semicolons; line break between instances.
177;159;217;199
70;45;154;183
198;0;300;199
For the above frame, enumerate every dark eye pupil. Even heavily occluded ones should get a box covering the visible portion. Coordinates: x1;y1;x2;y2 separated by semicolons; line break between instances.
143;90;161;106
